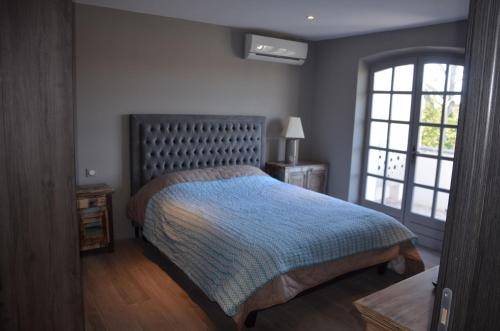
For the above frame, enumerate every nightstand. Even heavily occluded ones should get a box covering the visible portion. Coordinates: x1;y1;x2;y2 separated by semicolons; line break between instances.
265;161;328;193
76;184;114;254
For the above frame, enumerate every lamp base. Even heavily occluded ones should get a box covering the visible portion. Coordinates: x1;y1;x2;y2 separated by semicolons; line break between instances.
285;139;300;165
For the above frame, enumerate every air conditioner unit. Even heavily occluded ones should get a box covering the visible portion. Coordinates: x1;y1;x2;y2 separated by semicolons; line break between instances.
244;34;308;66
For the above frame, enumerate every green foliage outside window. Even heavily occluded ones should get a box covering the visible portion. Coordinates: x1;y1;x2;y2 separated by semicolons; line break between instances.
420;95;458;152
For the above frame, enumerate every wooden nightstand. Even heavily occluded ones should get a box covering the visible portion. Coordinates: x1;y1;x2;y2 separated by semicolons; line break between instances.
265;161;328;193
76;184;114;254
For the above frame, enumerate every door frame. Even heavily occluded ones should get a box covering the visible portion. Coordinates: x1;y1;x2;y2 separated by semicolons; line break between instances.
432;0;500;329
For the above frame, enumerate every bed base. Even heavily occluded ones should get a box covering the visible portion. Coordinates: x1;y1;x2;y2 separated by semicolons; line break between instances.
377;261;388;274
244;311;258;328
242;261;389;328
132;221;143;239
141;236;403;329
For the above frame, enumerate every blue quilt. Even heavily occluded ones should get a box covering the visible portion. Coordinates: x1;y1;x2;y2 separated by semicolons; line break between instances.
143;175;416;316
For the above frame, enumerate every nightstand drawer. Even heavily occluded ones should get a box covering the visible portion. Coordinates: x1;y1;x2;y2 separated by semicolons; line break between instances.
77;196;106;209
307;168;327;192
287;170;307;187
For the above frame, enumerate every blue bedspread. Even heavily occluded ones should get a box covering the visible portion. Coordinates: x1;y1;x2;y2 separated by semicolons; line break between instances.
143;175;416;316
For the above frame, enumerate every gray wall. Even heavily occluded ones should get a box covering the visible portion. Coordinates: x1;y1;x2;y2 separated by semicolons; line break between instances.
75;4;315;239
302;21;467;202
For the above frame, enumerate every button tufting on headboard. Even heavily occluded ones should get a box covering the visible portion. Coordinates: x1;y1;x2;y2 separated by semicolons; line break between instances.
130;115;266;195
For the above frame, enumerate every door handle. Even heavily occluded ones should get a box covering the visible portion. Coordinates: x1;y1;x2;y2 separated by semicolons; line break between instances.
411;146;417;162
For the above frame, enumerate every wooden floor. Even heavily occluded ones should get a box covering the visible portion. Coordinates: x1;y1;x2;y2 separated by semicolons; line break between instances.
83;239;439;331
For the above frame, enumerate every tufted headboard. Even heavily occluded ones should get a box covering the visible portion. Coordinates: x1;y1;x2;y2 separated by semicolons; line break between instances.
130;114;266;195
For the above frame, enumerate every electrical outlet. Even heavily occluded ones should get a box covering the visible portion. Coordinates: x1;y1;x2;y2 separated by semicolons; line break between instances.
85;169;96;177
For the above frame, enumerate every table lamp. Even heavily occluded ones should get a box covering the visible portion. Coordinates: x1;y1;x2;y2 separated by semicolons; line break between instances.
284;116;305;165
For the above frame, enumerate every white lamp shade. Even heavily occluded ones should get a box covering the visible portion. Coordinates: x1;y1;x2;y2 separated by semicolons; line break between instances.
284;117;305;139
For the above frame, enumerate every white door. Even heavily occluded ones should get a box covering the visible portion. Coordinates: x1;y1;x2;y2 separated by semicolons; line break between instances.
361;54;464;250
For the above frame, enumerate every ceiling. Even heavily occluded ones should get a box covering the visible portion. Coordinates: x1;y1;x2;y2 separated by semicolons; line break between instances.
74;0;469;41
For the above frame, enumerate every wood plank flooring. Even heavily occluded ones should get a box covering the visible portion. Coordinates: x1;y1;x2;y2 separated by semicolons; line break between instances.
83;239;439;331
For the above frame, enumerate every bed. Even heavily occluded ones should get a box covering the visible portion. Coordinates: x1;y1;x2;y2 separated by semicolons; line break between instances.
127;114;424;329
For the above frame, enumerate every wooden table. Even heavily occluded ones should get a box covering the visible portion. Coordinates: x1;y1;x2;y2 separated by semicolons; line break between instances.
354;266;438;331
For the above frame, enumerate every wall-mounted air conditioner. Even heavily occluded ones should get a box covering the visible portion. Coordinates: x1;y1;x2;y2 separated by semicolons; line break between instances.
244;34;308;66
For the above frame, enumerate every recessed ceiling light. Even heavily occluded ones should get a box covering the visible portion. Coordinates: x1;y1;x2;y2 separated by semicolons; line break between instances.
307;15;315;20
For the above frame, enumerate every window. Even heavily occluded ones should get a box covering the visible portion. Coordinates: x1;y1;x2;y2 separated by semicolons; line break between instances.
361;55;464;249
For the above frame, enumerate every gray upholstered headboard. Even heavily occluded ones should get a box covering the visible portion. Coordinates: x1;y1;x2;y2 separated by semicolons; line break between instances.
130;114;266;195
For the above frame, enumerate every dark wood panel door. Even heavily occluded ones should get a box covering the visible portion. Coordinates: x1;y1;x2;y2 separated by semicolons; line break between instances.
0;0;83;330
432;0;500;329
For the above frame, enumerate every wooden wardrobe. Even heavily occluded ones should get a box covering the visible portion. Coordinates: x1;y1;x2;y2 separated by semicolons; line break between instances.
0;1;83;330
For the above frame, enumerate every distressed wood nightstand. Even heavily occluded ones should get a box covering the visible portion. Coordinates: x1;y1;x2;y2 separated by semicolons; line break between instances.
76;184;114;254
265;161;328;193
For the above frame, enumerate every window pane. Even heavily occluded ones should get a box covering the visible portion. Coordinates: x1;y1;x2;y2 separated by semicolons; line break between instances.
442;128;457;158
388;123;409;151
391;94;412;122
384;180;404;209
367;149;386;176
386;152;406;181
444;95;461;125
393;64;414;91
447;65;464;92
369;121;388;148
435;192;450;221
365;176;384;203
415;156;437;187
439;160;454;190
371;93;390;120
417;126;440;156
411;186;434;217
420;94;444;124
422;63;447;92
373;68;393;91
